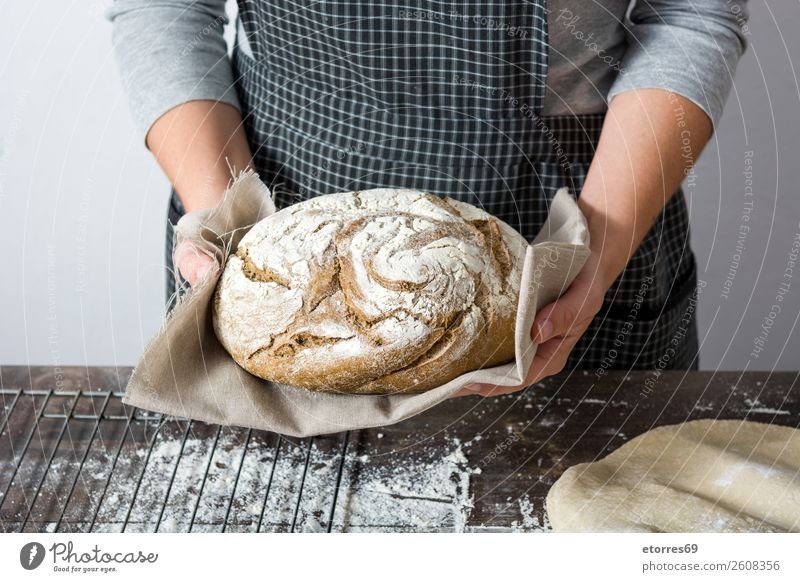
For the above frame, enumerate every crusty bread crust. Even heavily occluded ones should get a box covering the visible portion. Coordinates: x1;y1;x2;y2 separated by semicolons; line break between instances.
212;188;527;394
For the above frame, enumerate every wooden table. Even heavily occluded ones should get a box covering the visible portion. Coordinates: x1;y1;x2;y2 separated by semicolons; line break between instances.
1;366;797;532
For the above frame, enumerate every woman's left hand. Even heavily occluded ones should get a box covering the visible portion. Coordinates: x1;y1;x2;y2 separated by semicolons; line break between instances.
451;89;714;399
452;250;612;398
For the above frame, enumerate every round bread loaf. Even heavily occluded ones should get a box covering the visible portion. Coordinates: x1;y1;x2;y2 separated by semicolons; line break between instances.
212;188;528;394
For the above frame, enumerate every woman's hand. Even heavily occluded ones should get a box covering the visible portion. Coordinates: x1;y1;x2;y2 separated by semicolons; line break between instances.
452;88;714;399
453;251;611;398
147;100;253;287
173;239;218;286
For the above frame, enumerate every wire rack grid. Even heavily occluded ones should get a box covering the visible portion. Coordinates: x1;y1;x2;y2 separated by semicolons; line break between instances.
0;388;352;533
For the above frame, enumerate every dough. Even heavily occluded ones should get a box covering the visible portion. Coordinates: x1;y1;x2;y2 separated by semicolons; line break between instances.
546;419;800;532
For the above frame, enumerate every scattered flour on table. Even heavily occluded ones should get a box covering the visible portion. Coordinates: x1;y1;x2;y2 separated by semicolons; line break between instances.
509;494;551;533
337;442;480;532
23;428;482;533
742;398;790;415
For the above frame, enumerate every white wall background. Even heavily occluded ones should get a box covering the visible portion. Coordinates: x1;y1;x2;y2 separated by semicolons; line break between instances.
1;0;799;371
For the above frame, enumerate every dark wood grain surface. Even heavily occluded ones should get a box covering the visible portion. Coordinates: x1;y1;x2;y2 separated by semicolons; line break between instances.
1;366;798;532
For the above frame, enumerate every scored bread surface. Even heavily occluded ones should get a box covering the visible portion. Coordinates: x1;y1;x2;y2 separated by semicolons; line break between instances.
212;188;527;394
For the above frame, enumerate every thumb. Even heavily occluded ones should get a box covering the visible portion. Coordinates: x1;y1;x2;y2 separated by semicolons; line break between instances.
174;240;217;286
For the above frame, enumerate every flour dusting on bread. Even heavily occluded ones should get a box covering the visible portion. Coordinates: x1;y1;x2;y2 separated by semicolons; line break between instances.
212;188;527;394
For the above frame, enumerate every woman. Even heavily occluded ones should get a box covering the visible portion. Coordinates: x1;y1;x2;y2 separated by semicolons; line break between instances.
108;0;748;396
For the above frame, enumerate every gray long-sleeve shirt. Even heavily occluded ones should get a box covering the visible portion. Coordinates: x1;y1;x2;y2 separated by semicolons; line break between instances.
107;1;749;144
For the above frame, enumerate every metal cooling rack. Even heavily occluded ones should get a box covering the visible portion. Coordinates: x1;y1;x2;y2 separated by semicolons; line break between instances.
0;388;350;533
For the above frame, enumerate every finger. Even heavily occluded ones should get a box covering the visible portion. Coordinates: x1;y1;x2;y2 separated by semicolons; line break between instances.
469;383;527;398
175;241;217;286
525;335;573;385
449;387;478;399
532;278;602;343
531;294;580;344
447;383;484;399
181;252;216;286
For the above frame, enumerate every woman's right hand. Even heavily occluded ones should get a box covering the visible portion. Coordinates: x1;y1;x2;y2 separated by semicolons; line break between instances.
174;239;218;286
147;99;253;287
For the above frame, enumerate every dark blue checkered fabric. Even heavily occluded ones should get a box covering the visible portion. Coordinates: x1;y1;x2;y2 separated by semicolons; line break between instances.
166;0;699;371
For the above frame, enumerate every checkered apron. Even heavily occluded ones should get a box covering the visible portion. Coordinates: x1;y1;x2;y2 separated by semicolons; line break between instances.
166;0;700;371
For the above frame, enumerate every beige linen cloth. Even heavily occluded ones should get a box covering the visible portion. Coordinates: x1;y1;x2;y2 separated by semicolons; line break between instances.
123;171;591;437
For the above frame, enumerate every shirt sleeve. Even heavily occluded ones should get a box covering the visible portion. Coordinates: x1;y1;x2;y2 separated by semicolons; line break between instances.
607;0;750;127
105;0;240;145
